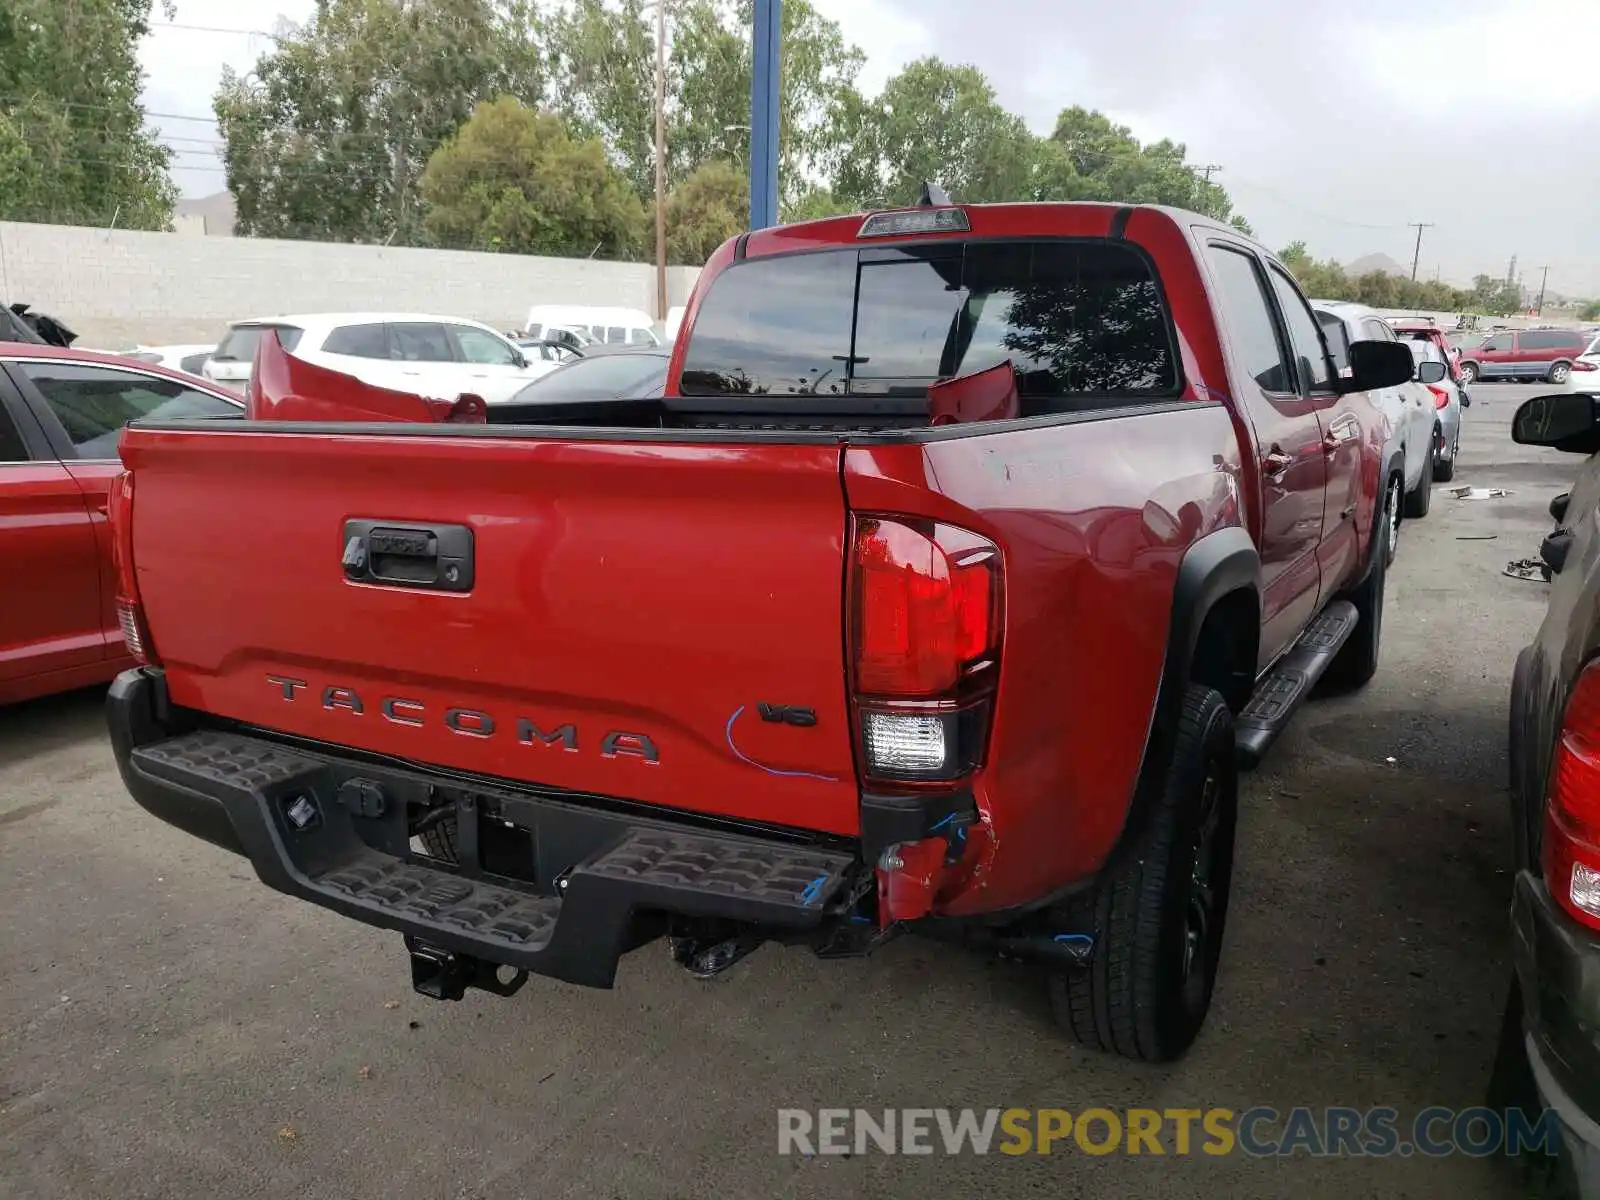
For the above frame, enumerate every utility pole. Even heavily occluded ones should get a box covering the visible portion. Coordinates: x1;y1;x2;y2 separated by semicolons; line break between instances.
653;0;669;322
748;0;782;230
1408;221;1434;281
1536;265;1550;316
1199;164;1223;184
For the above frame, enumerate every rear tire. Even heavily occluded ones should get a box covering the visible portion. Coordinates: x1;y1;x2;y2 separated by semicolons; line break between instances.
1549;362;1573;385
1433;438;1457;483
1046;684;1238;1063
1403;442;1435;518
1325;504;1388;691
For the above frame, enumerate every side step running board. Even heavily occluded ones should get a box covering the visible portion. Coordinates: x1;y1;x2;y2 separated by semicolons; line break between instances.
1235;600;1358;769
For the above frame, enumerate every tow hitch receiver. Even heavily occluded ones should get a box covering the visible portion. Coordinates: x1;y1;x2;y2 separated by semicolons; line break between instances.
406;935;529;1001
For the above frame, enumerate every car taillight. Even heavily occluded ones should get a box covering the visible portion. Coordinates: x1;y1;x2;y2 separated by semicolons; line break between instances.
109;470;156;665
849;516;1001;783
1573;360;1599;373
1544;661;1600;928
1427;385;1451;409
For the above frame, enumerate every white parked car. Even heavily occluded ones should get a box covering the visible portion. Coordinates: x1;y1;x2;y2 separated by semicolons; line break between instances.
120;344;216;377
1555;335;1600;393
203;314;562;403
1313;300;1444;561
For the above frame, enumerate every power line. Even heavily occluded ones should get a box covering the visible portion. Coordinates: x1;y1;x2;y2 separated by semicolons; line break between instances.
148;20;284;39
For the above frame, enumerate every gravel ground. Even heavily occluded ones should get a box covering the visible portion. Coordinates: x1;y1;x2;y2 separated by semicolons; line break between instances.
0;383;1578;1198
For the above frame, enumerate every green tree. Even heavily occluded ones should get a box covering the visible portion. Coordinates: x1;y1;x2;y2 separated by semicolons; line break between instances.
0;0;176;228
831;58;1040;209
420;98;644;258
660;158;745;264
215;0;543;243
1045;107;1245;227
546;0;863;205
1581;299;1600;322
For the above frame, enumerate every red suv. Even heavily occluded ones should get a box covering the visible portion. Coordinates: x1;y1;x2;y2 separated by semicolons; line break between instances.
1460;328;1590;385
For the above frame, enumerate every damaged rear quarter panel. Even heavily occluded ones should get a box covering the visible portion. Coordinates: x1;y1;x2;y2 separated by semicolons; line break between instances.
843;403;1245;912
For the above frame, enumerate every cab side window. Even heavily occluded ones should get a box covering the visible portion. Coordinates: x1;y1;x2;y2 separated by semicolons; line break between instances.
1266;267;1336;393
1205;245;1294;394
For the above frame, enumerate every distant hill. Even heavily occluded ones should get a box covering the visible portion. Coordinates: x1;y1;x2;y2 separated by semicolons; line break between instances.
1346;252;1408;278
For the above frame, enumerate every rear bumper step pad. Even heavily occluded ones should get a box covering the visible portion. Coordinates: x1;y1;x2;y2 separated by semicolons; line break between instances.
110;675;855;989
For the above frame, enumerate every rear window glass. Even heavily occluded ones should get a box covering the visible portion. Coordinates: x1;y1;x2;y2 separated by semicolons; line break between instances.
679;240;1178;403
216;324;302;361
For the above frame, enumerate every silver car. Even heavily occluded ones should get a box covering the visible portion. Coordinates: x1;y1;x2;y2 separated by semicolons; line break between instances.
1314;300;1441;561
1403;339;1465;484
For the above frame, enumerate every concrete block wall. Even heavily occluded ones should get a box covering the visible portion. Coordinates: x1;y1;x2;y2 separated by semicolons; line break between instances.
0;221;703;349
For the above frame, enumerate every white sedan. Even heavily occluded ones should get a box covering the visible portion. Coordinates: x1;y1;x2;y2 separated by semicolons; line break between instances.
203;313;562;403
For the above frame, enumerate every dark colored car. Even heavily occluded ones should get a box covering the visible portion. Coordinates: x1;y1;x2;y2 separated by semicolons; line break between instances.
1508;391;1600;1195
1461;328;1591;385
103;201;1413;1063
507;348;670;402
0;344;243;705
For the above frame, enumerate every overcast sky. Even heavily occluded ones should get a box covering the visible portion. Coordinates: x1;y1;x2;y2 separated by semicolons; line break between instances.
139;0;1600;296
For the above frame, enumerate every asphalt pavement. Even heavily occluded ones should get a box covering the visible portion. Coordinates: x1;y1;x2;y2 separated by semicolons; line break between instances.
0;383;1581;1199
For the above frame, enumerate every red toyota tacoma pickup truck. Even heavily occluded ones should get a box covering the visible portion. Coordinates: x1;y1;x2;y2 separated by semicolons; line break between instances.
105;201;1414;1062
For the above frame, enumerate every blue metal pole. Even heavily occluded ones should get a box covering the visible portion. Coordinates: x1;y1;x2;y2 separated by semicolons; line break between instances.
749;0;782;229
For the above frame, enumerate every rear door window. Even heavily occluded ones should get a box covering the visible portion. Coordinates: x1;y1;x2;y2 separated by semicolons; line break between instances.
388;323;456;362
0;398;29;462
679;239;1178;404
321;323;389;358
17;363;241;458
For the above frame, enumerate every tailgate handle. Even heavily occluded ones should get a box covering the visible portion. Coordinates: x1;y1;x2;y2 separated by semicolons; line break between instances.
342;519;474;592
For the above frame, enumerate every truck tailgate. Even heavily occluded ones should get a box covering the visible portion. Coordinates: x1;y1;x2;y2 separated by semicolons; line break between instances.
121;428;862;835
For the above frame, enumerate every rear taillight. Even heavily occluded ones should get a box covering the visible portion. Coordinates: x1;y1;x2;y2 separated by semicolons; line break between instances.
1544;661;1600;929
1573;360;1599;373
1427;385;1450;409
109;471;156;665
849;517;1001;783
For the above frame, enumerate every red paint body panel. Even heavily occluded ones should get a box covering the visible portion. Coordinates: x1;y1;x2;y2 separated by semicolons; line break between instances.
247;329;466;423
0;343;241;703
114;201;1387;917
121;428;864;834
0;463;106;690
844;404;1243;911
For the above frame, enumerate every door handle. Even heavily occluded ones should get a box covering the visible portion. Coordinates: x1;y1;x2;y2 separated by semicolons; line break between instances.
342;520;475;592
1263;448;1294;479
1322;434;1341;457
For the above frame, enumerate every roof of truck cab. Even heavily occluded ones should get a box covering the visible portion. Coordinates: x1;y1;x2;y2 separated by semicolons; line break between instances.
741;201;1266;259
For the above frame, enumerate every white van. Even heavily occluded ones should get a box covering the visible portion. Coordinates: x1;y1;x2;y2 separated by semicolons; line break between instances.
524;305;659;348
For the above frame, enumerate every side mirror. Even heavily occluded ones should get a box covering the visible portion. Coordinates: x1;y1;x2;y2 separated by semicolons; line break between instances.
1340;340;1414;393
1512;393;1600;454
511;351;528;369
1417;360;1447;385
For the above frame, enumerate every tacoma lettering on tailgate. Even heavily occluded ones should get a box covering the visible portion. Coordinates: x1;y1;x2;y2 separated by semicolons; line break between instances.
264;675;660;763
